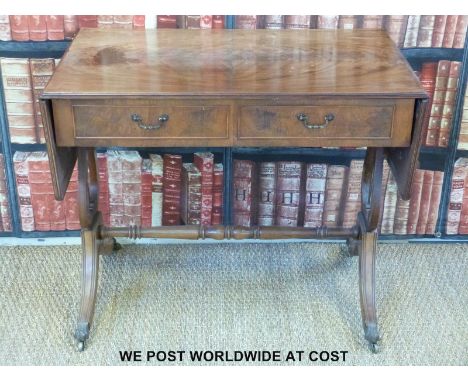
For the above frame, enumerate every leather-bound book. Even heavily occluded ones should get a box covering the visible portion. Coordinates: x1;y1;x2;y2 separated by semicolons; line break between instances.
416;15;436;47
361;15;384;29
113;16;133;29
377;160;391;232
403;16;421;48
426;60;450;146
133;16;145;30
78;16;98;28
264;15;284;29
97;153;110;227
212;163;224;225
235;15;260;29
149;154;163;226
29;58;55;143
438;61;461;147
0;58;36;144
442;15;458;48
425;171;444;234
162;154;182;225
97;15;114;29
180;16;199;29
384;15;408;47
317;15;339;29
458;172;468;234
157;15;177;28
323;165;348;228
181;163;202;225
284;16;311;29
453;16;468;48
141;159;153;228
63;15;79;39
446;158;468;234
406;169;425;234
416;170;434;235
342;160;364;228
212;16;225;29
122;151;142;226
257;162;277;226
338;15;359;29
431;16;447;47
419;62;438;144
194;152;214;225
200;15;213;29
275;161;304;227
0;15;11;41
107;150;124;227
13;151;34;231
458;88;468;150
46;15;64;40
381;172;398;234
304;163;327;228
9;16;29;41
233;160;256;227
64;165;80;230
393;195;410;235
0;155;12;232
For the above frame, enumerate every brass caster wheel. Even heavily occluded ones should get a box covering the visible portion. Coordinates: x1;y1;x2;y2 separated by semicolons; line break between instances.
113;238;122;252
369;342;380;354
77;340;85;352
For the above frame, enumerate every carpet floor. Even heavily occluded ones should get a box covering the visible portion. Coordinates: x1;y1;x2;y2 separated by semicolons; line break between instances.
0;241;466;366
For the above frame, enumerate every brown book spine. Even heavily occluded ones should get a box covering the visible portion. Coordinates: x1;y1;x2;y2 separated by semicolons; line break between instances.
149;154;163;226
442;15;458;47
458;89;468;150
264;15;284;29
162;154;182;225
416;15;436;47
107;150;124;227
304;163;327;228
393;196;410;235
64;166;80;230
113;16;133;29
338;15;359;30
200;15;213;29
233;160;256;227
132;16;145;30
181;163;202;225
28;152;52;231
458;172;468;234
212;16;225;29
361;15;384;29
122;151;142;226
0;155;11;232
431;16;447;47
317;15;339;29
13;151;35;231
157;15;177;28
426;60;451;146
78;16;98;28
28;16;47;42
9;16;29;41
342;160;364;228
384;15;408;47
453;16;468;48
182;16;199;29
284;16;311;29
406;169;425;234
212;163;223;225
403;16;421;47
419;62;438;144
275;162;304;227
381;171;398;234
194;152;214;225
438;61;461;147
63;15;79;39
97;153;110;227
416;170;434;235
46;15;64;40
0;15;12;41
235;15;259;29
141;159;153;228
322;165;349;228
446;158;468;234
425;171;444;234
377;160;391;233
257;162;277;226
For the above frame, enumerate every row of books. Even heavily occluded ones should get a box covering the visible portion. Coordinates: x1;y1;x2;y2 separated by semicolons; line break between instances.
232;159;443;235
458;85;468;150
0;153;13;232
0;15;226;41
446;157;468;234
417;60;462;148
0;58;59;144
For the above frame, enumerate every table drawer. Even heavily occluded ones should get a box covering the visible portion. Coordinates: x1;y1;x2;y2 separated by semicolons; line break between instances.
236;99;414;147
54;100;232;146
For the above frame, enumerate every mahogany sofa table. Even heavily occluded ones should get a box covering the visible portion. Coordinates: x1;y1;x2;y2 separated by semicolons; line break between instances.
40;28;427;352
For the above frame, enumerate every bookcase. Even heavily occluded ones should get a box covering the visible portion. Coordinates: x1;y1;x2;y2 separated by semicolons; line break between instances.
0;15;467;241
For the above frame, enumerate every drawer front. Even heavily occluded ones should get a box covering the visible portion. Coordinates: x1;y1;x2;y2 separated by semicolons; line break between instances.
236;99;414;147
57;100;232;146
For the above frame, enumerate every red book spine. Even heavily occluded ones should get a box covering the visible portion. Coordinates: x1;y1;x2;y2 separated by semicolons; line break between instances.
322;165;349;228
275;161;304;227
9;16;29;41
304;163;327;228
425;171;444;234
107;150;124;227
28;16;47;41
446;158;468;234
257;162;277;226
453;16;468;48
162;154;182;225
97;153;110;227
416;15;435;47
46;15;64;40
13;151;35;231
141;159;153;228
212;163;224;225
122;151;142;226
133;16;145;30
64;166;80;230
194;152;214;226
416;170;434;235
284;16;311;29
419;63;438;144
200;15;213;29
458;173;468;234
233;160;256;227
157;15;177;28
78;16;98;28
342;160;364;228
431;16;447;47
64;15;79;39
406;169;425;234
438;61;461;147
0;15;12;41
442;15;459;48
28;152;52;231
235;15;259;29
0;155;12;231
212;16;225;29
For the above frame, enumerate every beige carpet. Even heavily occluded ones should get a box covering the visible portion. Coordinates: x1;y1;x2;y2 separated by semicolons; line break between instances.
0;241;466;366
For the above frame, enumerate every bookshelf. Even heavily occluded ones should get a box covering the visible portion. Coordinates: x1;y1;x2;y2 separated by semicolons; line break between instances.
0;16;467;241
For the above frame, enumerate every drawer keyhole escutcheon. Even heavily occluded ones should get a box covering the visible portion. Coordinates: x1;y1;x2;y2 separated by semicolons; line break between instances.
296;113;334;129
131;113;169;130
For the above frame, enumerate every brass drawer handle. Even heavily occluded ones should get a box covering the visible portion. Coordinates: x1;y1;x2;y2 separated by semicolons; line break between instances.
131;113;169;130
296;113;334;129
